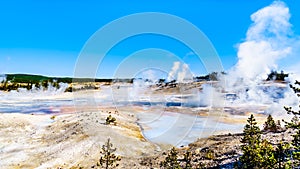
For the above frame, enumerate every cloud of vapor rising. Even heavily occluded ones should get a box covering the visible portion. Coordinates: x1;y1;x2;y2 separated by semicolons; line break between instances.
233;0;292;82
167;62;193;83
177;63;193;83
211;1;300;115
167;61;181;82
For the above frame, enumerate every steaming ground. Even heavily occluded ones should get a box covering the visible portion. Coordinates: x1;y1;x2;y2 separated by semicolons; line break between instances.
0;81;294;168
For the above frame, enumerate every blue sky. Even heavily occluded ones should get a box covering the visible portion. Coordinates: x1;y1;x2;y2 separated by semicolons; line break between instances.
0;0;299;78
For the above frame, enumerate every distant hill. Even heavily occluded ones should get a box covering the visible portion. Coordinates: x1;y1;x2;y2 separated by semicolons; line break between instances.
2;71;289;85
3;74;125;84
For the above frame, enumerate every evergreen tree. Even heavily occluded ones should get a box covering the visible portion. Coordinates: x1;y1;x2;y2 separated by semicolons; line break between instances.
275;140;291;169
97;138;121;169
284;80;300;166
26;82;31;90
182;150;192;169
264;114;278;132
52;81;60;89
160;147;181;169
42;80;49;89
239;114;262;168
34;82;40;89
276;120;283;132
258;139;277;168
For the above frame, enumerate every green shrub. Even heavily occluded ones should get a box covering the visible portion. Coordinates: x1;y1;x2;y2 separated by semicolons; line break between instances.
105;115;116;125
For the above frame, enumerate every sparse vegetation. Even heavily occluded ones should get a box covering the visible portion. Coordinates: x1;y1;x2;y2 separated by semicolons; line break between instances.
204;150;215;160
50;115;56;120
182;150;192;169
97;138;121;169
0;79;60;91
259;139;277;168
266;70;288;81
160;147;181;169
263;114;282;132
274;140;291;168
105;115;116;125
237;114;289;168
284;80;300;166
239;114;262;168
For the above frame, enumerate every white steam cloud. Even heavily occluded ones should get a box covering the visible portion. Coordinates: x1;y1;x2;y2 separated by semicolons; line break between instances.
233;0;292;82
167;62;193;83
211;1;300;115
167;61;181;81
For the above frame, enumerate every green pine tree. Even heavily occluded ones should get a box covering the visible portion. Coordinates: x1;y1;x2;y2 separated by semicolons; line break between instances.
97;138;121;169
42;80;49;89
182;150;192;169
258;139;277;168
276;120;283;132
239;114;262;168
284;80;300;166
275;140;291;169
160;147;181;169
264;114;278;132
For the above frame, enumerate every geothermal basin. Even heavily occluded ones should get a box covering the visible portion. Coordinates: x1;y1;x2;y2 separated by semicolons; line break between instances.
0;82;291;147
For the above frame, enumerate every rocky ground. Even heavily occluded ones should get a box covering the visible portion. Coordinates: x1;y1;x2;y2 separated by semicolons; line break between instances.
0;109;159;169
0;107;293;169
138;130;293;169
